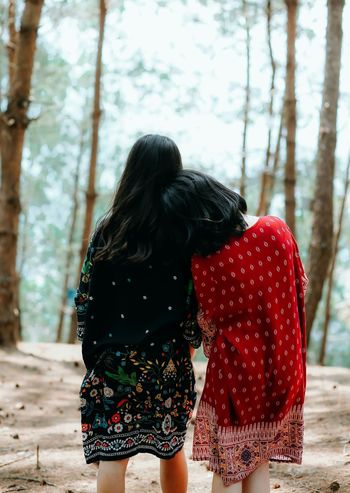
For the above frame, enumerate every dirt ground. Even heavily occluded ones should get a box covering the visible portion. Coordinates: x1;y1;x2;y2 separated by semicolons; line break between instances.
0;343;349;493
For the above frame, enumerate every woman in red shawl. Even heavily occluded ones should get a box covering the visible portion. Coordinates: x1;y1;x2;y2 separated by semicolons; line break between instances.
163;170;307;493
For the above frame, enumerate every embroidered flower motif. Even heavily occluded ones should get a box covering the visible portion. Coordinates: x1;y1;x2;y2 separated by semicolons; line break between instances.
124;413;132;423
125;438;135;448
162;414;172;435
103;387;114;397
111;413;121;424
114;423;123;433
92;414;108;429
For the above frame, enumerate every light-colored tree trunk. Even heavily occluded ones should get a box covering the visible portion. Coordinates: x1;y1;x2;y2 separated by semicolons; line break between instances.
7;0;17;87
68;0;107;344
56;126;86;343
284;0;298;235
305;0;345;346
264;109;284;214
0;0;45;347
318;155;350;365
240;0;251;197
256;0;276;216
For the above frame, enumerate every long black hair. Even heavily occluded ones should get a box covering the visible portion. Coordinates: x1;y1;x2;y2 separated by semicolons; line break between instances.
95;134;182;263
161;170;248;256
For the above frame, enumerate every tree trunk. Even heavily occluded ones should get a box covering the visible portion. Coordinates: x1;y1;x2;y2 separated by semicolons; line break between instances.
284;0;298;235
264;108;284;214
318;155;350;365
305;0;345;346
0;0;45;348
256;0;276;216
68;0;107;344
240;0;251;197
56;126;86;343
7;0;17;87
0;4;5;141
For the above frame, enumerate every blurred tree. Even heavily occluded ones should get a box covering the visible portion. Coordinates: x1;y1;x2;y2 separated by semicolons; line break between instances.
305;0;345;345
284;0;298;235
68;0;107;344
319;156;350;365
263;107;284;214
240;0;251;197
7;0;16;87
0;0;44;347
256;0;277;216
56;123;86;343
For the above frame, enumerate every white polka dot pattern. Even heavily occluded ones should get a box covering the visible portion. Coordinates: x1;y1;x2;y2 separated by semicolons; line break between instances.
191;215;307;482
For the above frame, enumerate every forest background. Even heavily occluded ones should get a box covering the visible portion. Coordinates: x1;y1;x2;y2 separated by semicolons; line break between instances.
0;0;349;368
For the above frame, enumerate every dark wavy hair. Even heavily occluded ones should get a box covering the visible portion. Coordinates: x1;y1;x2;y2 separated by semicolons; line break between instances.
95;134;183;263
161;170;248;256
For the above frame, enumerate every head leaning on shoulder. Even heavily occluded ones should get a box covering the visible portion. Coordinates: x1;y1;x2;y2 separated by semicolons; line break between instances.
161;170;248;256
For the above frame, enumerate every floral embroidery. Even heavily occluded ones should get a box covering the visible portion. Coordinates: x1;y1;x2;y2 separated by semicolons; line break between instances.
80;337;196;462
75;235;96;341
197;309;217;358
181;279;202;348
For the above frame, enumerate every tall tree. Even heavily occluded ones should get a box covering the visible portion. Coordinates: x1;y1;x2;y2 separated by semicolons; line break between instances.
318;155;350;365
56;125;86;343
258;107;284;215
284;0;298;235
0;0;45;347
305;0;345;345
240;0;251;197
256;0;277;216
68;0;107;344
7;0;17;87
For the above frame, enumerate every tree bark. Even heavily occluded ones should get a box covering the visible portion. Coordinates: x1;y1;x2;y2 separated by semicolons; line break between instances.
56;126;86;343
7;0;17;88
284;0;298;235
305;0;345;346
68;0;107;344
258;107;284;216
256;0;276;216
240;0;251;197
318;155;350;365
0;0;45;347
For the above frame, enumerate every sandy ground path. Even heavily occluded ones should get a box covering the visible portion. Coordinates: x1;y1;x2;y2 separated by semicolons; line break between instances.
0;343;349;493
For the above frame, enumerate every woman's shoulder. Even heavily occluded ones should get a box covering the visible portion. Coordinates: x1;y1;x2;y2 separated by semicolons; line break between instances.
259;215;292;234
260;215;286;227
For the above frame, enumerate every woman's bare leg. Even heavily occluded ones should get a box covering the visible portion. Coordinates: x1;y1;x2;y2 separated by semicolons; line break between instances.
212;473;242;493
160;449;188;493
97;459;129;493
242;462;270;493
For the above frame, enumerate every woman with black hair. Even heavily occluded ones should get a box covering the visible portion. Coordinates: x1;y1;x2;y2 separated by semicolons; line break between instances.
162;170;307;493
75;135;201;493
